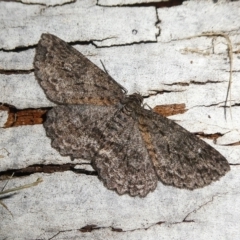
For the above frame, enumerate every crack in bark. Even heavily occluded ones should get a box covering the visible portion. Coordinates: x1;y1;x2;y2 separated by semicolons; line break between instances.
2;0;76;8
220;103;240;108
195;132;223;141
163;80;225;87
62;37;160;49
191;102;225;108
182;193;228;222
144;89;185;98
48;216;195;239
48;229;74;240
47;225;123;240
222;141;240;146
0;163;97;180
0;69;34;75
155;7;161;39
93;40;160;48
97;0;184;8
46;0;77;8
48;221;163;239
1;44;36;52
0;37;162;52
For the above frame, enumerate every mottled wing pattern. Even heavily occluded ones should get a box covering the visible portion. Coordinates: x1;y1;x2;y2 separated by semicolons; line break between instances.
44;104;158;197
44;105;120;159
34;34;125;105
92;108;158;197
138;109;230;189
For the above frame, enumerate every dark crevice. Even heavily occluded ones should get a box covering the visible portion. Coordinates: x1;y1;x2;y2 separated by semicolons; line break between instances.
0;103;18;109
48;0;77;8
112;227;124;232
79;224;101;232
1;38;159;52
92;40;159;48
48;217;195;239
1;30;165;52
0;0;76;7
48;217;197;239
69;40;96;47
1;39;93;52
195;132;223;141
1;37;92;52
97;0;185;8
0;69;34;75
163;80;225;87
182;219;195;223
164;82;190;87
48;225;123;240
220;141;240;147
170;219;195;225
154;5;161;38
1;40;93;52
68;38;160;49
197;132;240;146
0;193;17;201
79;221;165;234
220;103;240;108
189;80;225;85
0;0;46;6
192;102;224;109
0;163;97;180
1;44;36;52
144;89;184;97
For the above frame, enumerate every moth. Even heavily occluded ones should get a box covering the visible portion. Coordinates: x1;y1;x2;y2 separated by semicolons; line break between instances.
34;33;230;197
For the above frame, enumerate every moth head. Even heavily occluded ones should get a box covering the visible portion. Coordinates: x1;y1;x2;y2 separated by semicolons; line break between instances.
121;93;144;115
127;93;143;106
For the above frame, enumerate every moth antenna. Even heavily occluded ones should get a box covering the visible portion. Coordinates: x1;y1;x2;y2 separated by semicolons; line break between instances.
100;60;127;94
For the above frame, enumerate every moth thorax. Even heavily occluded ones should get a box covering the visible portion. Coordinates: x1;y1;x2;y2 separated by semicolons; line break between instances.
122;93;143;112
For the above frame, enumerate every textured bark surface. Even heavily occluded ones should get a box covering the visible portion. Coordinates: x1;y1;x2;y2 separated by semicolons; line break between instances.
0;0;240;239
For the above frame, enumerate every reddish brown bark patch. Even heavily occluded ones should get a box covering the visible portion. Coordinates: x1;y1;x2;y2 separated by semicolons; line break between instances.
2;105;49;128
153;103;186;117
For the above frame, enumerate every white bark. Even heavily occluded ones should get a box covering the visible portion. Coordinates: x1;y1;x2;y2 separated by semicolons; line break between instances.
0;0;240;239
